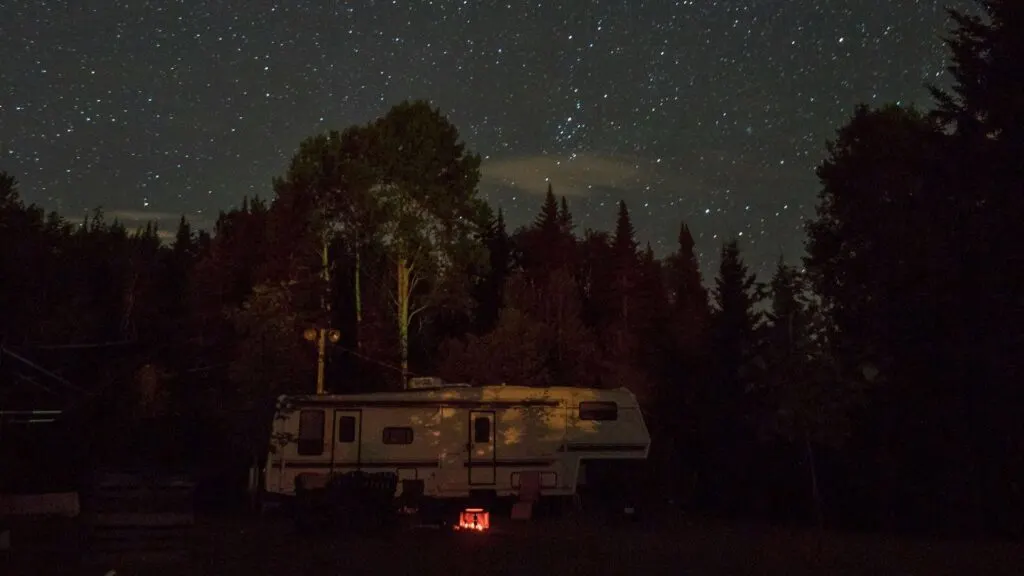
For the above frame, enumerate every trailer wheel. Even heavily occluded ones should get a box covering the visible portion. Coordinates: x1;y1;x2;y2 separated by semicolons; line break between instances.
293;486;325;535
543;495;572;518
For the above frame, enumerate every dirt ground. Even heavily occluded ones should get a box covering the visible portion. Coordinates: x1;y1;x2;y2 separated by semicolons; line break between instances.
4;510;1024;575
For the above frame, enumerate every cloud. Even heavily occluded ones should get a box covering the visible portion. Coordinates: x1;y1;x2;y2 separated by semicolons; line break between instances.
480;153;670;198
105;210;213;243
106;210;184;224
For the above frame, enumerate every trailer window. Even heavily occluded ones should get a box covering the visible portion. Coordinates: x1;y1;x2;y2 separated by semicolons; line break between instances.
337;416;356;443
297;410;325;455
579;401;618;421
474;416;491;444
382;427;413;445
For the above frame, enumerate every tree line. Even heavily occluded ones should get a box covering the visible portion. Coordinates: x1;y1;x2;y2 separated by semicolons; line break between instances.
1;1;1021;537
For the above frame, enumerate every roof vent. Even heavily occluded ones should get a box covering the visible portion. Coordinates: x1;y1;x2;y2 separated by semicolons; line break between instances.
407;376;445;390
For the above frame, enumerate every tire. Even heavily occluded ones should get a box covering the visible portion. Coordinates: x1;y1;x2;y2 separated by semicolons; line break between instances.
293;487;323;535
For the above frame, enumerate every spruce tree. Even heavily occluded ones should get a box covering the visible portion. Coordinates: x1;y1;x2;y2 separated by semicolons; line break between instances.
667;222;709;352
611;200;639;327
475;208;512;332
557;195;574;235
534;183;559;232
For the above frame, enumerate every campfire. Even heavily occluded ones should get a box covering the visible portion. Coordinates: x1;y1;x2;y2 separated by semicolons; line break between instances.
456;508;490;531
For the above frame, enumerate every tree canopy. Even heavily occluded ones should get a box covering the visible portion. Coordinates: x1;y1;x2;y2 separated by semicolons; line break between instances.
3;7;1024;535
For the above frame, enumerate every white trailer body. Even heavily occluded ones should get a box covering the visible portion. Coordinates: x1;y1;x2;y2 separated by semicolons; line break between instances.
262;385;650;500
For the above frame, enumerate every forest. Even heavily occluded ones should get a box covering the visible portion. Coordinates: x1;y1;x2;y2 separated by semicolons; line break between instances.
1;2;1021;538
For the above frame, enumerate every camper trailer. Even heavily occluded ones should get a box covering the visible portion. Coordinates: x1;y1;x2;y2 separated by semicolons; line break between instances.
261;381;650;506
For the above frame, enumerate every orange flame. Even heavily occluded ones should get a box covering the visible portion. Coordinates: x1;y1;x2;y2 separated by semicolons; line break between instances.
457;508;490;531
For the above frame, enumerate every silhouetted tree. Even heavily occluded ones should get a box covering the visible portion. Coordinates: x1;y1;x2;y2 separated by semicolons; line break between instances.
187;199;271;392
473;208;512;333
805;105;944;384
272;126;381;354
369;100;486;385
610;201;639;329
665;222;709;357
225;282;315;458
649;221;711;500
439;304;550;388
711;238;763;389
557;195;573;234
802;103;973;531
928;3;1024;533
697;238;763;515
756;258;868;530
517;185;577;282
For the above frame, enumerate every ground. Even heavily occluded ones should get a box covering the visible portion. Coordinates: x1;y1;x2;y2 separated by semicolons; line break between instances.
4;510;1024;575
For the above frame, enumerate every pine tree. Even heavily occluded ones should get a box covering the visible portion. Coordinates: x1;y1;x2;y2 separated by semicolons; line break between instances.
929;0;1024;148
712;239;762;353
612;200;638;256
759;257;871;531
475;208;512;332
926;0;1024;533
667;222;709;354
159;216;199;366
534;183;559;232
611;200;639;328
557;195;574;235
765;257;805;356
698;238;764;513
577;229;616;329
172;216;194;259
929;0;1024;358
520;184;576;282
635;242;669;365
655;222;710;485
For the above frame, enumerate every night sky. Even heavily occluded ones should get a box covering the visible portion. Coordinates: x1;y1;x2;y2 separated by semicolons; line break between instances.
1;1;966;277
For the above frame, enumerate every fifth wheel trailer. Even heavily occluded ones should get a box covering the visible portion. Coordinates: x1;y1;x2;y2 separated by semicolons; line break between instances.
260;382;650;507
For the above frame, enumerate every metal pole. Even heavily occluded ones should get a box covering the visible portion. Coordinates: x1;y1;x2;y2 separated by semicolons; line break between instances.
319;218;331;396
316;329;327;395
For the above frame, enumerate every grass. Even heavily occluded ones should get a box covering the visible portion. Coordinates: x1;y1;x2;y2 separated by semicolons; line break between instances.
3;509;1024;575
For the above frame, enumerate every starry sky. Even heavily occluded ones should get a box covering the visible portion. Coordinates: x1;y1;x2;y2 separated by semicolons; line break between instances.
0;1;968;278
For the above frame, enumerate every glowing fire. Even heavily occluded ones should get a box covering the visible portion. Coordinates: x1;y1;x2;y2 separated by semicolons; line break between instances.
457;508;490;531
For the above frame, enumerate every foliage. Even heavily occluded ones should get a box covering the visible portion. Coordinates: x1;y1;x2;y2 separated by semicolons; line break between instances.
757;259;869;448
439;306;551;387
224;282;314;453
4;18;1024;535
793;0;1024;535
362;100;488;381
710;238;765;387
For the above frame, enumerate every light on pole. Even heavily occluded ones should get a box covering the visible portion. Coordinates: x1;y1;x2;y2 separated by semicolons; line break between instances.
303;327;341;395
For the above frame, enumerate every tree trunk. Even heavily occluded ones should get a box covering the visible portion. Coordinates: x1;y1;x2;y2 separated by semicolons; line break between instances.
320;231;332;305
354;251;362;351
805;428;825;554
397;257;410;388
319;232;332;394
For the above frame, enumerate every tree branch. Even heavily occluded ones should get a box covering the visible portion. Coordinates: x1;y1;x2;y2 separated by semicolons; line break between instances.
408;266;424;296
408;302;429;324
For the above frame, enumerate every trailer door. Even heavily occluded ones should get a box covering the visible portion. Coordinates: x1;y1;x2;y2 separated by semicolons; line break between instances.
468;410;496;485
331;410;361;472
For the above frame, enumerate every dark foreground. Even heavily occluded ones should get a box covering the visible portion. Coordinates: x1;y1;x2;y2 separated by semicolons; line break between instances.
4;510;1024;576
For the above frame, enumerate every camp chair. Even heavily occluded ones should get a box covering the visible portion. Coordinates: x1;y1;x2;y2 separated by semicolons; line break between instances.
511;471;541;520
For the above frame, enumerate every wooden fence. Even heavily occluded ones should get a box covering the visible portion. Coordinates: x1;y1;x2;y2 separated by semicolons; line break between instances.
82;472;195;567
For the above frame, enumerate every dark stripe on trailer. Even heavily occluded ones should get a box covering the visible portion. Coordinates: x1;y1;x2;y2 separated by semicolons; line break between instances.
289;399;560;409
270;461;440;469
562;443;647;452
271;459;557;469
464;460;555;468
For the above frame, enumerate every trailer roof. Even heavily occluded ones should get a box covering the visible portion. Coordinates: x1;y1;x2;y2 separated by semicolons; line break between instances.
278;385;639;409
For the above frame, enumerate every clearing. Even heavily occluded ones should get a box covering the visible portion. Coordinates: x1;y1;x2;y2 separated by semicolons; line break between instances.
4;510;1023;575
